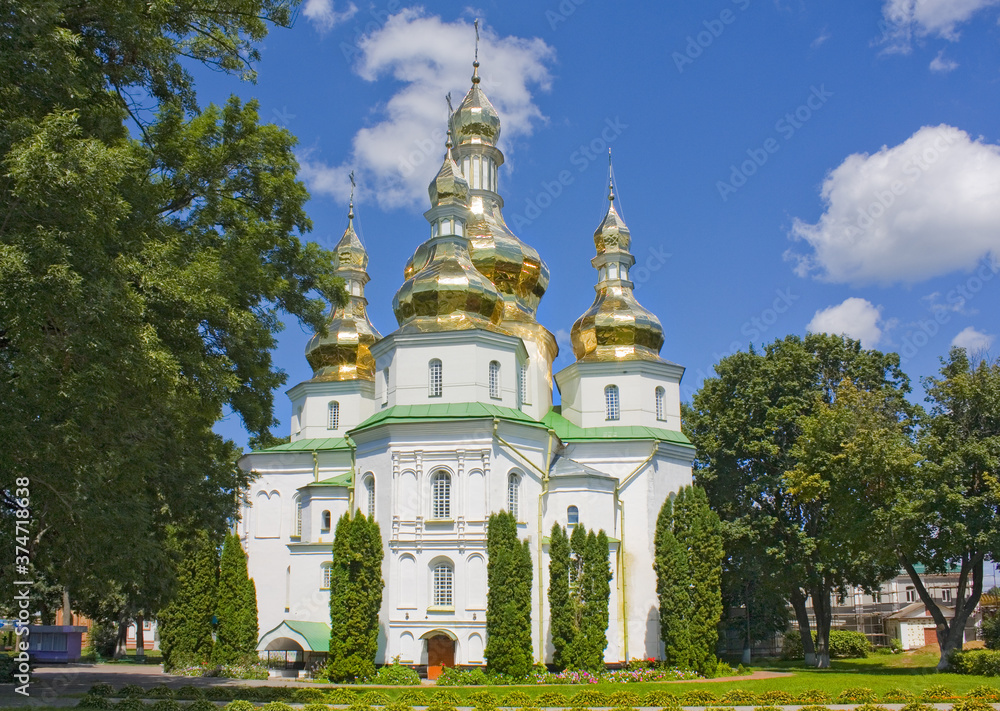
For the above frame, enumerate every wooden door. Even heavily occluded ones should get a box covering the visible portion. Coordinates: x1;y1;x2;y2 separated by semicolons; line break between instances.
923;626;937;646
426;635;455;680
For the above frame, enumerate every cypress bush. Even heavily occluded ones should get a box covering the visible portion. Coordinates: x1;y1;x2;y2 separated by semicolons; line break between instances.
484;511;533;677
548;523;574;669
158;530;219;670
212;533;259;665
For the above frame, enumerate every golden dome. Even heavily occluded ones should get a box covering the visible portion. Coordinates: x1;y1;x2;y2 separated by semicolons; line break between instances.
428;131;469;206
467;200;550;320
305;202;383;381
451;62;501;147
570;180;666;363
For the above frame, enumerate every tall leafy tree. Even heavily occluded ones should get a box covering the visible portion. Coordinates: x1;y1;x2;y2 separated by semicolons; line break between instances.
686;334;912;667
485;511;533;677
328;512;384;681
212;533;259;665
548;523;574;669
898;350;1000;669
0;0;345;611
157;530;219;670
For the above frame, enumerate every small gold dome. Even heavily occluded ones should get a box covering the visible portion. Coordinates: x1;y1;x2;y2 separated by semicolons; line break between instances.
570;182;666;363
305;205;383;380
428;131;469;206
451;62;501;147
467;201;550;320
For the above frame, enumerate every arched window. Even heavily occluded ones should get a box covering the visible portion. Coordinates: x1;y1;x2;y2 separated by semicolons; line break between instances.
293;496;302;537
489;360;501;399
605;384;620;421
518;364;528;408
507;473;520;519
365;475;376;519
431;471;451;519
433;562;454;606
321;562;333;590
655;387;666;421
567;505;579;527
328;401;340;430
428;359;443;397
321;510;331;533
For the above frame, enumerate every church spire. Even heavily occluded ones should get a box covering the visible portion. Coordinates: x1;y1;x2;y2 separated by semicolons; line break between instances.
304;188;382;381
570;166;666;363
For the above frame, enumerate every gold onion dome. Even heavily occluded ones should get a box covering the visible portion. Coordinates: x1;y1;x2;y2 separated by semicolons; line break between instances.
451;62;501;147
392;133;505;333
305;201;383;381
570;177;666;363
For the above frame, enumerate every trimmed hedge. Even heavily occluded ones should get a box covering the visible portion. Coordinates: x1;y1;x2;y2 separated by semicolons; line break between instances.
951;648;1000;676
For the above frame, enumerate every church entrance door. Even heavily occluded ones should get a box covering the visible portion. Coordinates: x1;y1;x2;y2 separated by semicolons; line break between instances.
426;634;455;680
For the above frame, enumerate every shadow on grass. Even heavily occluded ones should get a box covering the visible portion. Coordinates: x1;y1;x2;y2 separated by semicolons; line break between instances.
758;654;941;676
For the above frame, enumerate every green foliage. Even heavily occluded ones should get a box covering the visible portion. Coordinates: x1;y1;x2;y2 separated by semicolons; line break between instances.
212;534;258;665
0;0;344;625
982;612;1000;649
966;686;1000;702
826;630;872;658
899;704;934;711
259;704;294;711
919;685;956;701
951;701;995;711
327;689;360;704
431;691;461;705
425;704;455;711
468;691;498;706
680;690;717;705
384;704;414;711
882;689;915;703
534;692;568;707
118;685;144;698
837;688;878;703
548;523;574;669
853;705;890;711
303;705;331;711
158;530;219;670
89;684;116;698
176;687;205;700
152;700;181;711
569;691;608;707
502;691;532;706
290;690;327;703
115;700;145;711
796;691;832;704
148;686;176;699
79;695;113;709
372;658;421;685
655;486;723;673
224;703;256;711
641;691;677;707
608;691;639;706
396;691;424;705
485;511;534;677
187;702;219;711
798;706;831;711
360;692;389;706
721;690;758;705
758;691;794;704
328;513;384;682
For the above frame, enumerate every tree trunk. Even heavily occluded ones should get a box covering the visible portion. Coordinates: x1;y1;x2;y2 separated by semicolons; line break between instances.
135;613;145;659
114;616;129;659
811;584;832;669
789;588;816;666
62;588;72;625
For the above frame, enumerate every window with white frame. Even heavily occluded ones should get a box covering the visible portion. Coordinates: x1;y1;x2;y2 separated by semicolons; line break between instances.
321;510;331;533
941;588;952;602
293;497;302;537
655;387;666;421
905;587;916;602
507;473;520;519
328;401;340;430
518;364;528;408
431;471;451;519
605;384;620;421
365;475;375;519
321;562;332;589
489;360;501;399
567;505;579;527
433;562;454;606
429;359;443;397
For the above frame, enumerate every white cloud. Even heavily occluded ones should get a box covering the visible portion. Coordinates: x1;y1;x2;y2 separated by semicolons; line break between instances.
787;125;1000;285
929;50;959;72
951;325;994;351
300;10;555;210
807;298;886;348
302;0;358;31
811;29;831;49
881;0;1000;50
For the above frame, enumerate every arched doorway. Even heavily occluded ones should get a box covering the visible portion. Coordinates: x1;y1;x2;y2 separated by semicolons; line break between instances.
421;630;456;680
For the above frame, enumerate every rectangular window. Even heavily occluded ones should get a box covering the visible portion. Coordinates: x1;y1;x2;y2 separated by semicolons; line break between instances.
433;565;453;606
905;588;916;602
941;588;952;602
429;360;442;397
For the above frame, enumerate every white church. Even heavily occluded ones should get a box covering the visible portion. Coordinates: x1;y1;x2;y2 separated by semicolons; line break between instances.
240;57;694;678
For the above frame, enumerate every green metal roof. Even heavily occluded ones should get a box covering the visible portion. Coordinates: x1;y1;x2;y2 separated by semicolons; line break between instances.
270;620;331;652
540;409;693;448
303;472;352;488
351;402;547;433
252;437;351;454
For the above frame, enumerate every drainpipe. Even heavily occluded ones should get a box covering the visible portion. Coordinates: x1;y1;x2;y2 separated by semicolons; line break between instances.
491;419;556;664
346;435;357;514
612;441;659;665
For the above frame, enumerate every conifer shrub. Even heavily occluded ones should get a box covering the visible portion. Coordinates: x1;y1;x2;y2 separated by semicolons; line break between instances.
758;691;794;705
882;689;916;703
89;684;115;697
397;690;424;705
176;687;205;701
680;690;717;705
303;705;330;711
534;692;569;707
115;699;145;711
641;691;677;707
469;692;498;706
148;686;176;700
159;532;219;670
898;703;933;711
186;701;218;711
223;702;257;711
486;512;534;677
152;700;181;711
361;692;390;706
966;686;1000;702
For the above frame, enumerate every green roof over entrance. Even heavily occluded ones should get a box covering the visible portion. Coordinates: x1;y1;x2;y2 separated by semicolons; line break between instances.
259;620;331;652
540;408;693;448
351;402;547;433
252;437;351;454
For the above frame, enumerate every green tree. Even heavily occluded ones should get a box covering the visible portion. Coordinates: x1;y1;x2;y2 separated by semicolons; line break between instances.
157;530;219;670
655;495;690;668
548;523;574;669
0;0;345;612
212;533;259;665
328;512;383;681
898;350;1000;669
485;511;533;677
686;334;912;667
580;530;612;670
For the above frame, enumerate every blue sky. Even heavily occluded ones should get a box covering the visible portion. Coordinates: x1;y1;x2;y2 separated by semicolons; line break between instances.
204;0;1000;447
